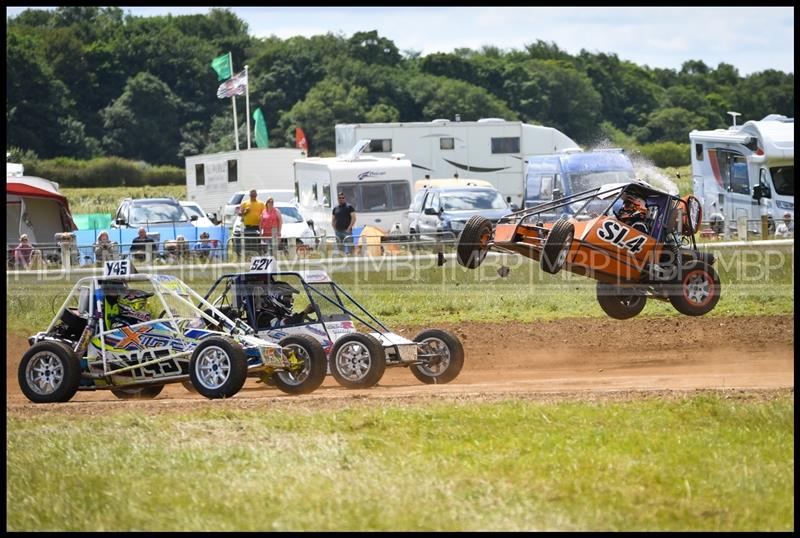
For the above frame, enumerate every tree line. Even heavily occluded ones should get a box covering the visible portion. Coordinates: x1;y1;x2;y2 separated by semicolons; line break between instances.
6;7;794;168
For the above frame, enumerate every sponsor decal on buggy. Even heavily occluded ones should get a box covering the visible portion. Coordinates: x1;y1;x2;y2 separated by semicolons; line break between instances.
596;219;647;254
109;346;187;379
104;325;178;351
301;270;332;283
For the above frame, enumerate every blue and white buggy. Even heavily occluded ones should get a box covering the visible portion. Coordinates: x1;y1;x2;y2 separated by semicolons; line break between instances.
202;257;465;389
18;260;325;403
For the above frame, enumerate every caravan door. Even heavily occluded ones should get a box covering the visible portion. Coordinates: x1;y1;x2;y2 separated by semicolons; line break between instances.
709;149;755;229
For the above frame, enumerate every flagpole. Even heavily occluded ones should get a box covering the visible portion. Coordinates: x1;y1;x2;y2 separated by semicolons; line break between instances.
229;52;239;151
245;65;251;150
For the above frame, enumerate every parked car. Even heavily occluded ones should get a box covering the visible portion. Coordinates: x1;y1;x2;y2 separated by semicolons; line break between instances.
232;202;316;251
180;201;218;227
408;185;511;240
222;189;297;228
111;198;195;229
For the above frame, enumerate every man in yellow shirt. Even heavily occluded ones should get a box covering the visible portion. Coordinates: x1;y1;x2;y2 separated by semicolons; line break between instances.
239;189;265;256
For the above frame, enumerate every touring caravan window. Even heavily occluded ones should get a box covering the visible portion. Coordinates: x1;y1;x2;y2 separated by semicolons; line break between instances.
491;137;520;154
366;139;392;153
391;182;411;209
312;183;318;202
323;184;331;207
339;185;358;208
695;144;704;161
362;184;388;211
227;160;238;182
195;164;205;186
440;137;455;150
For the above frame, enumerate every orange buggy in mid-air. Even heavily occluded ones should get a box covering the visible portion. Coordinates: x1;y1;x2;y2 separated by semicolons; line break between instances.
456;181;720;319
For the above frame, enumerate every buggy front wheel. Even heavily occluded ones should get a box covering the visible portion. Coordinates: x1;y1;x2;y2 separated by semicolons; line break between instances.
189;337;248;399
18;341;81;403
457;216;493;269
541;219;574;274
271;335;327;395
411;329;464;384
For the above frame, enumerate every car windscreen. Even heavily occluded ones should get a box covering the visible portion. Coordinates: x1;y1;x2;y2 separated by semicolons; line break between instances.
130;202;189;225
771;166;793;196
228;193;245;205
183;204;203;218
569;170;636;193
277;206;304;223
441;190;507;211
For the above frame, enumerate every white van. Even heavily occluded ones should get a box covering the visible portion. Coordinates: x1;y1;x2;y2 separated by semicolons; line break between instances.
690;114;793;235
293;144;413;236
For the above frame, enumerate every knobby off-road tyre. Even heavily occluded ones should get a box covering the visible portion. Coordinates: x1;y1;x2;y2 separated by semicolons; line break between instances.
189;337;248;399
272;335;327;395
329;333;386;389
669;261;721;316
411;329;465;385
19;341;82;403
457;216;493;269
181;380;197;393
541;219;574;274
596;282;647;320
111;385;165;400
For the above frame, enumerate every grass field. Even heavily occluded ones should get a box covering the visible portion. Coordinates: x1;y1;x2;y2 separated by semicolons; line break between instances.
6;391;793;531
5;243;794;333
62;185;188;215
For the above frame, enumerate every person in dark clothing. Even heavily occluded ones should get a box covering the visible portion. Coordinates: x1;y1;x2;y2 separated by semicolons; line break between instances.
331;192;356;255
129;227;156;262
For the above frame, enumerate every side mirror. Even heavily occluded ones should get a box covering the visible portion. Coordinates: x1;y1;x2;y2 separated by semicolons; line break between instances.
115;217;126;225
190;215;199;221
423;207;438;215
510;203;520;212
753;184;772;200
552;188;563;200
306;219;314;227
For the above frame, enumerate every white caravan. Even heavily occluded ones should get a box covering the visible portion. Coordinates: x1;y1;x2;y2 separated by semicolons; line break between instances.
690;114;794;235
335;119;580;207
293;144;413;236
185;148;305;220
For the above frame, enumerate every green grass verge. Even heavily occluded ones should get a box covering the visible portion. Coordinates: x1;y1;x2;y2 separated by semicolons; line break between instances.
6;244;793;333
6;392;793;531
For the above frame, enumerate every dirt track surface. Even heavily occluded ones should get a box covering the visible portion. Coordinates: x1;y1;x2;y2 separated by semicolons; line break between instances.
7;315;794;415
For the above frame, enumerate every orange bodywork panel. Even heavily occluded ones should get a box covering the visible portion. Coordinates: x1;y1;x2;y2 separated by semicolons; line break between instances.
494;216;663;283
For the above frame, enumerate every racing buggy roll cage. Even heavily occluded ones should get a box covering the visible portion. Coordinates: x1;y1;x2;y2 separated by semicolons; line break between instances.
43;274;256;378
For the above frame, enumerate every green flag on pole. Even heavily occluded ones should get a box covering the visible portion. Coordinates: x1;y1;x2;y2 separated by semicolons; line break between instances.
253;108;269;148
211;53;232;81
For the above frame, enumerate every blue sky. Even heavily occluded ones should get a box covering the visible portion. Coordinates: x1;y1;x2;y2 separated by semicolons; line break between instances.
6;6;794;75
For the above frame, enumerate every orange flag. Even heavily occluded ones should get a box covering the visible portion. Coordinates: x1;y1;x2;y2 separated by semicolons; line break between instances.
295;127;308;152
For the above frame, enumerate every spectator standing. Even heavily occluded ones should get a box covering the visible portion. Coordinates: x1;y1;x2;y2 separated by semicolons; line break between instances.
94;230;119;263
331;191;356;255
130;226;155;262
260;197;283;256
774;212;794;238
240;189;265;256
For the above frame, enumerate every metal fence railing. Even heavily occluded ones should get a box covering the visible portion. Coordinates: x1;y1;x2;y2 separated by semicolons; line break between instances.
698;216;794;241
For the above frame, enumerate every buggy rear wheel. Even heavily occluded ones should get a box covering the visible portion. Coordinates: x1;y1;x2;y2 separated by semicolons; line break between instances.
541;219;574;274
18;341;81;403
596;282;647;320
329;333;386;389
411;329;464;384
271;335;327;395
669;261;721;316
111;385;164;400
457;216;493;269
189;337;248;399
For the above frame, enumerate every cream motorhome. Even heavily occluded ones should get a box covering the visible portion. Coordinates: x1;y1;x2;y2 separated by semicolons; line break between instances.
335;119;580;207
690;114;794;235
185;148;305;219
293;143;413;236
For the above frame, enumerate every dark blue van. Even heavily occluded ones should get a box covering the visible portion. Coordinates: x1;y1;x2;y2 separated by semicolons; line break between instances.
524;150;635;208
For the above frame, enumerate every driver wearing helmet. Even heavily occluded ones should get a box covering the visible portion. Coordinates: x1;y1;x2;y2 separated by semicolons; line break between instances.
615;193;649;233
103;281;154;328
255;280;313;329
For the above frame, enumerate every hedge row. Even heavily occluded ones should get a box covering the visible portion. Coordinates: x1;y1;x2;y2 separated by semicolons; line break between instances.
21;156;184;188
637;142;691;168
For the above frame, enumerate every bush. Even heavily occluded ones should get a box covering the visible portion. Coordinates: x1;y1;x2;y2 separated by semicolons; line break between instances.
638;142;690;168
20;156;184;188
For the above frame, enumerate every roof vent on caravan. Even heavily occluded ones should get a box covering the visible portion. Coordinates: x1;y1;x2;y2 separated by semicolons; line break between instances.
477;118;505;123
761;114;793;123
